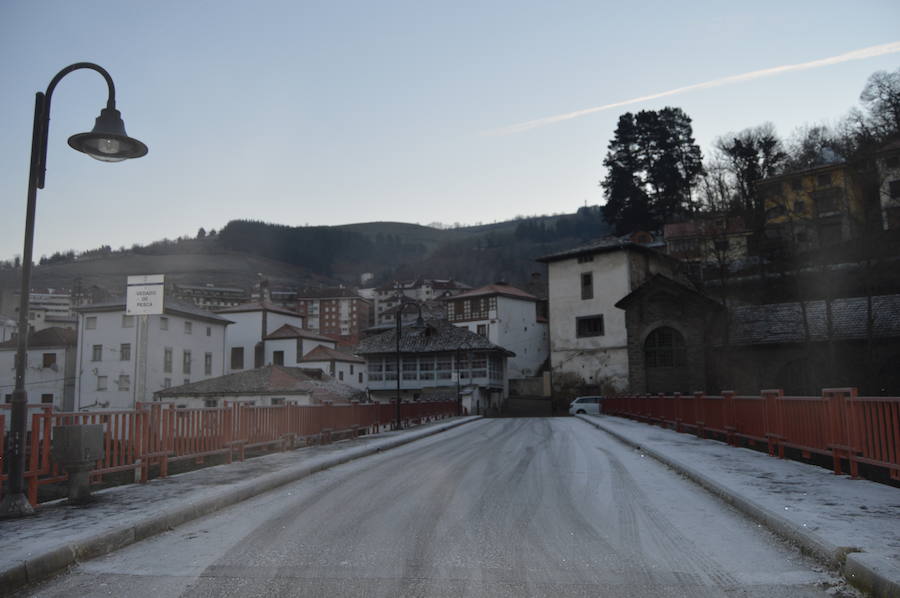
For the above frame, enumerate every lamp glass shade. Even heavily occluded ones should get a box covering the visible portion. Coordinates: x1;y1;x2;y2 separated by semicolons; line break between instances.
68;107;148;162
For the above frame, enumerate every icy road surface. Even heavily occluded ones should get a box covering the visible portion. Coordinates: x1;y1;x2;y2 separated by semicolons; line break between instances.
18;418;852;597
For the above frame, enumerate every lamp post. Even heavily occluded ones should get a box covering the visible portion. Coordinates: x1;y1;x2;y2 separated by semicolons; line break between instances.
395;301;424;430
0;63;147;519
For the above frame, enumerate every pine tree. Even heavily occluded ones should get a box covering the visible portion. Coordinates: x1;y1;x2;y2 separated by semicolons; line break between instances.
601;108;703;234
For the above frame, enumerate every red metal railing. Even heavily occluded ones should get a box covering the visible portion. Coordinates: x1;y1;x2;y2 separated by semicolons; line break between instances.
603;388;900;482
1;400;457;506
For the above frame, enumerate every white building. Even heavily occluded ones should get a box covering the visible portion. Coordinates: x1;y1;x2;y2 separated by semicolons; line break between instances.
171;283;248;310
299;345;367;390
443;283;549;379
367;279;470;326
262;324;337;366
215;301;305;373
153;365;365;409
12;289;78;332
0;327;76;410
356;320;513;415
537;239;679;391
0;314;16;343
74;300;232;411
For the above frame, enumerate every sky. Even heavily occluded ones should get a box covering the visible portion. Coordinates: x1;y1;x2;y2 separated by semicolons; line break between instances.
1;0;898;261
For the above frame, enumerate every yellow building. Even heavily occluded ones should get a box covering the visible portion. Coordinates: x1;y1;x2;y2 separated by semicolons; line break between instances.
758;162;866;250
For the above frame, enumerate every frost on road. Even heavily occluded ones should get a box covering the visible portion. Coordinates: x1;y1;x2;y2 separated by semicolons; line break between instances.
19;418;851;598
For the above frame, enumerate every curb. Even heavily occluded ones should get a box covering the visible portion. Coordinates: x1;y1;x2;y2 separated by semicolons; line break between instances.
577;415;900;598
1;416;481;595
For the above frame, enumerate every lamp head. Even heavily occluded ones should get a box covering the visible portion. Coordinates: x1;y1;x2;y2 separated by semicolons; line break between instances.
68;107;148;162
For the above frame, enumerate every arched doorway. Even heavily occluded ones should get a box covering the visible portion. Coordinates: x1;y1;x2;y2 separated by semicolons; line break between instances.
644;326;689;394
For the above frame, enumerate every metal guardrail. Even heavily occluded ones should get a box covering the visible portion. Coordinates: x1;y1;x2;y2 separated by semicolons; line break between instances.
0;400;457;506
603;388;899;482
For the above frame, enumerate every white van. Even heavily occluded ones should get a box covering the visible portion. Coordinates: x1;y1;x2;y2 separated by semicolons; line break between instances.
568;396;604;416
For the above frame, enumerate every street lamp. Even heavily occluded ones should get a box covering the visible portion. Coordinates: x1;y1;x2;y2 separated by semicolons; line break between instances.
395;301;424;430
0;63;147;519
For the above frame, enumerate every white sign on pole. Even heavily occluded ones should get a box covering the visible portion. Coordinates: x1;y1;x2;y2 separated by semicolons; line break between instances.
126;274;165;315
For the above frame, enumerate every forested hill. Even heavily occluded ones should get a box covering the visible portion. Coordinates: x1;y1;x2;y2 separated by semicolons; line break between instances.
217;206;611;286
0;208;610;298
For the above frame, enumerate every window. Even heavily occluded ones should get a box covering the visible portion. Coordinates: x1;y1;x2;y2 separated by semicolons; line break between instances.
816;173;832;187
765;205;786;220
471;353;487;378
204;352;213;376
97;376;108;391
184;378;190;386
581;272;593;300
118;374;130;391
231;347;244;370
160;317;169;330
164;347;173;373
358;372;363;383
791;179;803;191
477;324;488;337
887;156;900;169
576;315;604;338
41;393;53;404
183;349;192;374
273;350;284;366
163;378;171;389
122;315;135;328
577;254;594;263
271;397;285;406
85;316;97;329
350;364;354;375
120;343;131;361
339;371;344;381
204;398;219;408
402;358;417;380
92;344;103;361
644;327;686;368
368;359;384;382
889;180;900;199
206;326;211;337
812;188;842;214
184;321;192;335
42;353;56;368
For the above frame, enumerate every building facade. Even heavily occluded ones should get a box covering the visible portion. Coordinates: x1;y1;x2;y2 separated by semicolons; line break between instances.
299;345;367;390
292;287;372;345
537;239;680;391
444;284;548;379
171;283;248;310
0;327;76;411
758;162;867;251
262;324;338;367
74;300;231;410
216;301;305;373
356;320;512;415
367;279;470;326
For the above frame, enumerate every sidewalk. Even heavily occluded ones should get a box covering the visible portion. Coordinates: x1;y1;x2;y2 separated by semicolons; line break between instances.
578;414;900;598
0;416;481;595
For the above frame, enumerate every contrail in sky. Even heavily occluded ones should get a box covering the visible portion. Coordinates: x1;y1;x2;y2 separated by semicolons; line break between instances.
486;41;900;136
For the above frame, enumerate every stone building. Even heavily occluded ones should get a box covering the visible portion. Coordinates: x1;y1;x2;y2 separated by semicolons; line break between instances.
614;274;721;394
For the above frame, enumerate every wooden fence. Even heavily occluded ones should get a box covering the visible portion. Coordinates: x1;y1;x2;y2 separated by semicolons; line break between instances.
602;388;899;482
0;400;457;506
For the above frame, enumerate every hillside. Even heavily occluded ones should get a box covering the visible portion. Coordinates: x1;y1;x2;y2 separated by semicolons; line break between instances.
0;248;328;303
0;208;612;303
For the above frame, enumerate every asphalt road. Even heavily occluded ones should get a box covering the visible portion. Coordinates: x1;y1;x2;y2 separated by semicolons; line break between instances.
17;418;853;597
